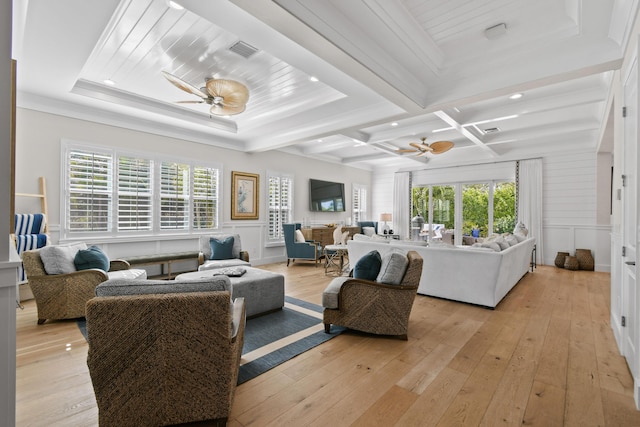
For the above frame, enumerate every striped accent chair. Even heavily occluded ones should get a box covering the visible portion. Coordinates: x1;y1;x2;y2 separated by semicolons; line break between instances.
14;214;49;284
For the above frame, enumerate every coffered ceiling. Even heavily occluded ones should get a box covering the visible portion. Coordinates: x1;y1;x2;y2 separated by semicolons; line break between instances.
12;0;638;170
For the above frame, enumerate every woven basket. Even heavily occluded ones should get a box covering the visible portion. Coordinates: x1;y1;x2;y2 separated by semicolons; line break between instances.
564;255;580;271
575;248;594;271
555;252;570;268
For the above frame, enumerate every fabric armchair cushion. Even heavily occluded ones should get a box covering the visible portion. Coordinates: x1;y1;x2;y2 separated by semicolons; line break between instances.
376;251;409;285
95;276;231;297
39;242;87;274
210;236;235;260
199;234;243;260
74;245;110;271
353;250;382;280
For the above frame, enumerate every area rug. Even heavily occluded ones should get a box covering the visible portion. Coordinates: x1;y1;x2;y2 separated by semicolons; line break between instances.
77;296;344;385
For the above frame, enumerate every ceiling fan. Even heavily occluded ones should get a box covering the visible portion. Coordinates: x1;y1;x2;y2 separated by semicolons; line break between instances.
162;71;250;116
397;137;454;156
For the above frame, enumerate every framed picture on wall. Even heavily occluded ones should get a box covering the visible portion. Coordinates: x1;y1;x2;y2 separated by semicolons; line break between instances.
231;171;259;220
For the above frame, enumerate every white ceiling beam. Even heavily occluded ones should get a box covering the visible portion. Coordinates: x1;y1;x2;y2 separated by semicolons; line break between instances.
433;110;498;157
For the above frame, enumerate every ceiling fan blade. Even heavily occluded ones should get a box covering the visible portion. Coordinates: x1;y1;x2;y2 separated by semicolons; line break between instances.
429;140;454;154
396;148;417;153
175;100;205;104
206;79;250;105
162;71;208;99
210;102;246;116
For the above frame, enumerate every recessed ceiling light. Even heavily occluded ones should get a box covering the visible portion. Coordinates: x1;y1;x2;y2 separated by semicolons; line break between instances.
391;122;398;127
509;93;523;100
103;79;115;85
168;1;184;10
309;76;319;82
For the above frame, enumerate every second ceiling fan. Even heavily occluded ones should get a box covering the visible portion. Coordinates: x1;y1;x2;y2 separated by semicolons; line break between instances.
397;137;454;156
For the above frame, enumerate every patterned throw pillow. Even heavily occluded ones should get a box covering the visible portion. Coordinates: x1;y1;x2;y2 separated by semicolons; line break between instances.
353;250;382;280
210;236;235;260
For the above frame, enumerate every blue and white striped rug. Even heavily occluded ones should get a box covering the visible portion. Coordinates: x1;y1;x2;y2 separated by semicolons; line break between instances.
238;296;345;384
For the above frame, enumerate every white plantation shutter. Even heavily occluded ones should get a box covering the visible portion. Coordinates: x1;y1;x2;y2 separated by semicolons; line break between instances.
268;173;293;241
352;184;367;224
117;156;152;231
67;149;112;231
160;162;190;230
193;166;219;229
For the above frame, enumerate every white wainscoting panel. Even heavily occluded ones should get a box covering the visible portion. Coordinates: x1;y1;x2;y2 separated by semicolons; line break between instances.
543;223;611;271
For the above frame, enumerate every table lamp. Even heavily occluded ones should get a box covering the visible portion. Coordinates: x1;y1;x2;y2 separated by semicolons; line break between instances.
380;213;392;234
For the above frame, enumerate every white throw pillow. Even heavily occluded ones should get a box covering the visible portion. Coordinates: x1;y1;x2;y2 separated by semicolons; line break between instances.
295;229;306;243
39;242;88;275
362;226;376;236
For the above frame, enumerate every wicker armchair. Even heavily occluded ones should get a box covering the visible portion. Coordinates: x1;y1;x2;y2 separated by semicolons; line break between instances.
86;279;245;427
21;249;134;324
322;251;423;340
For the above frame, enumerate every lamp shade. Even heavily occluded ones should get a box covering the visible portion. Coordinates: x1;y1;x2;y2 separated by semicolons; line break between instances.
380;213;392;222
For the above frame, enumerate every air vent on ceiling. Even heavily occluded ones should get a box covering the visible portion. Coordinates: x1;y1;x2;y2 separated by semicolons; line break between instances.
228;41;259;59
483;127;500;134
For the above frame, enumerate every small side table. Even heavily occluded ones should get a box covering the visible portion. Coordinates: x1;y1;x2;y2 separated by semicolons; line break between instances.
324;244;349;276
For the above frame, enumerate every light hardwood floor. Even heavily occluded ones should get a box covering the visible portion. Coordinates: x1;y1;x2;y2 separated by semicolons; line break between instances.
15;264;640;426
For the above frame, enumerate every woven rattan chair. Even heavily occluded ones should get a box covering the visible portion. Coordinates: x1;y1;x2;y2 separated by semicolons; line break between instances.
86;283;245;427
322;251;423;340
21;249;132;324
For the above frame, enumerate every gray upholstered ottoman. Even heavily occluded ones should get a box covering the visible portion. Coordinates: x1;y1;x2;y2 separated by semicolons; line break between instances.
175;266;284;318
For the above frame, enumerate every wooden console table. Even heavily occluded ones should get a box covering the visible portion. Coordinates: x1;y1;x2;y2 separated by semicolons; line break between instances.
301;226;360;248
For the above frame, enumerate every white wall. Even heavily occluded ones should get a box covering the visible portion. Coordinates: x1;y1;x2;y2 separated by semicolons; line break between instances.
542;151;611;271
14;108;371;266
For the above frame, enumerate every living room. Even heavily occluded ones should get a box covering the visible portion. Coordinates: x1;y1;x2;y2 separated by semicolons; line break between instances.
2;0;640;425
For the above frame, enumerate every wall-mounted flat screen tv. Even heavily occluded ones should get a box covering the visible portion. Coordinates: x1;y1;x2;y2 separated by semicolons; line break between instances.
309;178;345;212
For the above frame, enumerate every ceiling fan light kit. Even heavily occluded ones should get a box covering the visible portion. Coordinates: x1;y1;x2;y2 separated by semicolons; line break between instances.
162;71;250;116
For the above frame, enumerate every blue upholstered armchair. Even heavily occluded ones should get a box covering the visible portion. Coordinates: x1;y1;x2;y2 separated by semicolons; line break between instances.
283;223;323;266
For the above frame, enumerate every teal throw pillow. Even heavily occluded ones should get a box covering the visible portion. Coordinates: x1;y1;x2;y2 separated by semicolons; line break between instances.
353;250;382;281
74;245;110;272
210;236;235;260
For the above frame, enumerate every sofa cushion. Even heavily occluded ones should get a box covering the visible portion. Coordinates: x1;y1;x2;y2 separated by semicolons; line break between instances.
74;245;110;271
353;250;382;281
107;269;147;280
295;229;306;243
199;259;251;271
95;276;231;297
481;242;502;252
39;242;87;275
210;236;235;260
376;252;408;285
362;226;376;236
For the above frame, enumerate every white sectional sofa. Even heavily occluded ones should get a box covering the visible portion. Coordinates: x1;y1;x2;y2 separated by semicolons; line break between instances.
347;236;535;308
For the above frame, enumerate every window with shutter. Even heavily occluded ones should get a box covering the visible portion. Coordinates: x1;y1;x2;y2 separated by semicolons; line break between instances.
160;162;190;230
352;184;367;224
267;172;293;242
67;149;112;232
193;166;219;229
118;156;152;231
